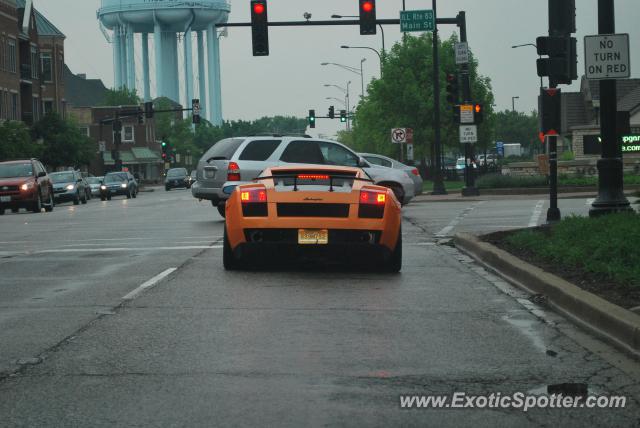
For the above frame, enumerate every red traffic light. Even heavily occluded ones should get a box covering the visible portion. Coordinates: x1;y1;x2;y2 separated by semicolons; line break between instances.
361;1;374;12
447;74;456;82
475;104;482;113
253;2;265;14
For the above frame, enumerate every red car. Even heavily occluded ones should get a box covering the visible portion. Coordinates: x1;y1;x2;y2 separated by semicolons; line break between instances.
0;159;54;215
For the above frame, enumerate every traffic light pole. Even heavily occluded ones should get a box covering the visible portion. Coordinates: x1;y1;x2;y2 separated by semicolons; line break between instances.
431;0;447;195
546;134;561;221
589;0;631;216
458;12;479;197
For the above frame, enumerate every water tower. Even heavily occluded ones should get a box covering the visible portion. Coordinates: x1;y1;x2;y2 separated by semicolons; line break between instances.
97;0;230;125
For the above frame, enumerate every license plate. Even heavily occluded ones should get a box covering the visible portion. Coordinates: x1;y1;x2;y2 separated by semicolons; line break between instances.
0;196;10;202
298;229;328;245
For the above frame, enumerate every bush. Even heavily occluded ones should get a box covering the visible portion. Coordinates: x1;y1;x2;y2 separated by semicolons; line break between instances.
560;151;575;161
476;173;547;189
506;213;640;287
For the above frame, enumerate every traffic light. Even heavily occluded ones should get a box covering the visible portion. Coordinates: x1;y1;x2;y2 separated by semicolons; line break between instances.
328;105;335;119
340;110;347;123
250;0;269;56
536;0;577;87
161;141;168;161
359;0;376;35
144;101;154;119
474;104;483;124
445;73;459;105
137;109;144;124
540;88;561;135
192;99;201;124
308;109;316;128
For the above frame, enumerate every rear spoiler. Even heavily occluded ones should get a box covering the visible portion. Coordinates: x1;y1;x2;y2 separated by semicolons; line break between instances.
254;173;373;192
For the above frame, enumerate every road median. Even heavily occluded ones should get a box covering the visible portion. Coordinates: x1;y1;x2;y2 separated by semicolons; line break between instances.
454;232;640;358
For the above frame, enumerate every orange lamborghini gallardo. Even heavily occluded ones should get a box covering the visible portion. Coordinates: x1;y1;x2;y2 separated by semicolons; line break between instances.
223;165;402;272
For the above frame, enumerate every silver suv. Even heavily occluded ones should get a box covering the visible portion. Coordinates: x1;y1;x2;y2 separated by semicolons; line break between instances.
191;136;415;217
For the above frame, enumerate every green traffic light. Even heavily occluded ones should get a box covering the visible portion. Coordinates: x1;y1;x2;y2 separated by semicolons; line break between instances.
161;142;167;147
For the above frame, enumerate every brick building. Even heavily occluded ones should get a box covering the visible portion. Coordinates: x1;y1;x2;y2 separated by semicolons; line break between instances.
0;0;66;124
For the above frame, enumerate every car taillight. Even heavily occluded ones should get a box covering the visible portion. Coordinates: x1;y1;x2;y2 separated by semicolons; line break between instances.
360;190;386;205
411;168;420;176
227;162;241;181
359;189;386;219
240;186;268;217
240;188;267;203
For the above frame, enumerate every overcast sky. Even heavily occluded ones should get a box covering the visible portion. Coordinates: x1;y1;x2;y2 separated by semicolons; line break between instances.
36;0;639;138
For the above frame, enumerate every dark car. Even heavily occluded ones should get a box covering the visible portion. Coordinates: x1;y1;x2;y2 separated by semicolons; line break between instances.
50;171;88;205
0;159;54;215
165;168;191;191
100;171;138;200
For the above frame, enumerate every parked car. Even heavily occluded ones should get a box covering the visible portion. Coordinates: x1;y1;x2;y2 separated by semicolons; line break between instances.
0;159;54;214
50;171;88;205
100;171;138;200
85;176;103;197
192;136;415;217
165;168;191;190
359;152;423;195
188;170;197;187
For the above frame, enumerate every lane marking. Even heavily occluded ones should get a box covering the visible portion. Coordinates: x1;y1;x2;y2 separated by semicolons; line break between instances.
528;200;545;227
435;202;485;237
122;268;178;300
34;245;223;254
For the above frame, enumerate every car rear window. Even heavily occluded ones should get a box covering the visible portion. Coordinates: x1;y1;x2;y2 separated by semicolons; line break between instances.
238;140;281;161
203;138;244;160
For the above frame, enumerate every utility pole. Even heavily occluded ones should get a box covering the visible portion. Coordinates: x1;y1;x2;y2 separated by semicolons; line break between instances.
431;0;446;195
459;11;479;197
589;0;632;216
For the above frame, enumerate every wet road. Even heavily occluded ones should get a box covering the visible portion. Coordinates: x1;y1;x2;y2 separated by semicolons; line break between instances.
0;189;638;426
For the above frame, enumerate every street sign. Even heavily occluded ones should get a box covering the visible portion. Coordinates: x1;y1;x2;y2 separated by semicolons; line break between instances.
400;10;434;33
459;104;474;124
455;42;469;65
406;143;414;161
391;128;407;144
406;128;414;144
460;125;478;144
584;33;630;80
496;142;504;157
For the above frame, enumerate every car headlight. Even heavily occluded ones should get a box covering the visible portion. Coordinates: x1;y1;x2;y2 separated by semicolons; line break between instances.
121;183;128;188
66;184;75;191
100;185;107;190
20;182;34;191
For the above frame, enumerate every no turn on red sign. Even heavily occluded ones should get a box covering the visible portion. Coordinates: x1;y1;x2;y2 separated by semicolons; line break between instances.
391;128;414;144
584;33;631;80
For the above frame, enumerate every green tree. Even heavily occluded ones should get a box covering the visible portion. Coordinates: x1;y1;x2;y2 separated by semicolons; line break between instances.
0;121;40;161
349;33;494;164
493;110;540;156
101;87;141;106
32;113;94;169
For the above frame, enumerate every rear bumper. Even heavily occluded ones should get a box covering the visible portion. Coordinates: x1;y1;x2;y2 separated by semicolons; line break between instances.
191;181;226;203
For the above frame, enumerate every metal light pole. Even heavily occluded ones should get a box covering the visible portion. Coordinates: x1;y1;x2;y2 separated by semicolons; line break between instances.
512;96;520;112
324;83;351;130
511;43;544;88
321;62;364;100
326;96;345;107
341;45;382;76
431;0;446;194
331;14;385;53
589;0;632;216
360;58;366;99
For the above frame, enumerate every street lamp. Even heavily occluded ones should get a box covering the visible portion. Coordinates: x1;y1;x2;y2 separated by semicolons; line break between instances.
321;62;365;100
331;14;385;53
511;96;520;112
511;43;543;88
324;82;351;130
326;96;345;106
341;45;382;76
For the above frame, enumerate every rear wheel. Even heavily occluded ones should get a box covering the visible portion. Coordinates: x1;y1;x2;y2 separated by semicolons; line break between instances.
383;229;402;273
389;184;405;205
217;203;226;218
223;227;240;270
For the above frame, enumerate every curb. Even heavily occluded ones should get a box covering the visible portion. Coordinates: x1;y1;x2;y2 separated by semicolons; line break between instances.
454;232;640;358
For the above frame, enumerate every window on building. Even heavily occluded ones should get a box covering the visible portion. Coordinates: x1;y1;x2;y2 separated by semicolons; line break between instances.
7;39;16;73
43;100;54;115
79;126;90;137
30;46;38;79
123;125;134;142
11;93;18;120
0;91;5;119
32;97;39;122
41;52;52;82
